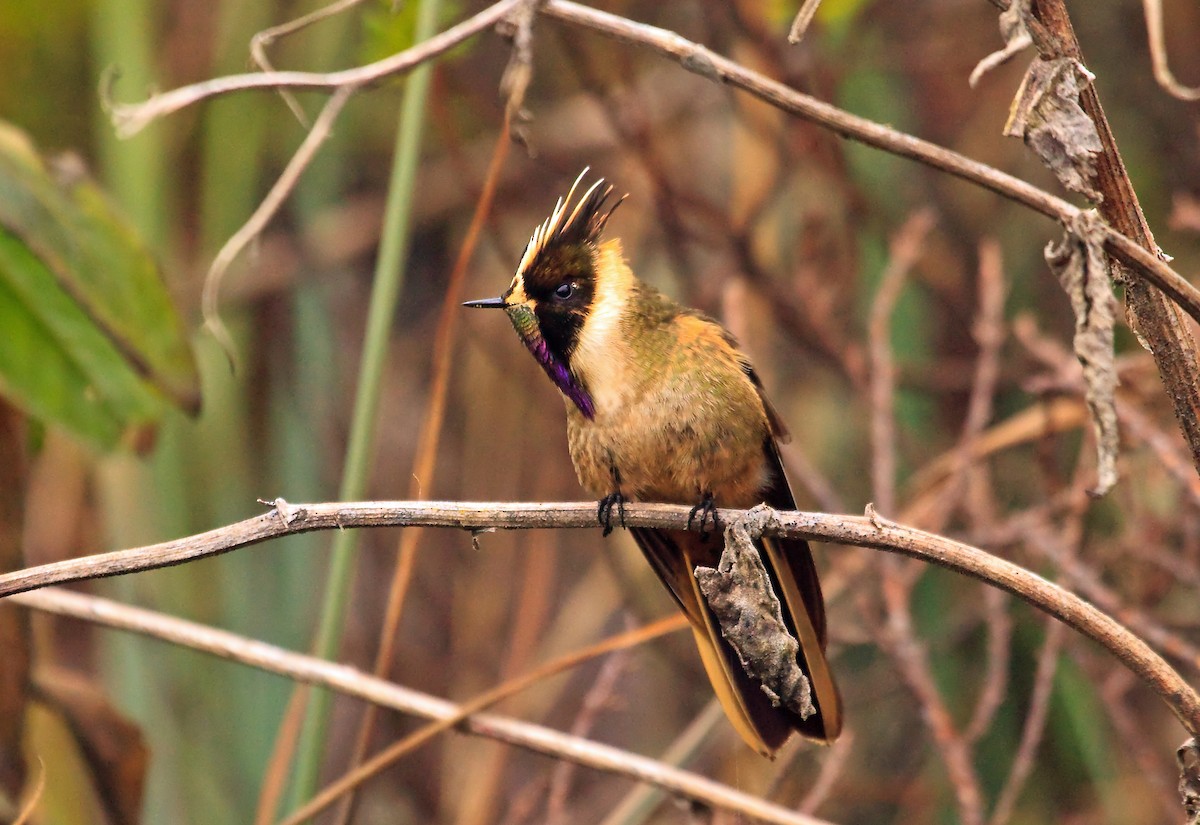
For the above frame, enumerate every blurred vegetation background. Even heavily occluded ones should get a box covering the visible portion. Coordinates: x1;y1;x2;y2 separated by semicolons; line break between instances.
3;0;1200;823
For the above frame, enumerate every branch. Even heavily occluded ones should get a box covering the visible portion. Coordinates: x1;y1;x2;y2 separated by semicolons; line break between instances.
10;588;830;825
106;0;525;137
1025;0;1200;479
106;0;1200;337
1;499;1198;738
538;1;1200;336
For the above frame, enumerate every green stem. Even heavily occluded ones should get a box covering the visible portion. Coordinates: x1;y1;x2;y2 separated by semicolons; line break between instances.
290;0;443;807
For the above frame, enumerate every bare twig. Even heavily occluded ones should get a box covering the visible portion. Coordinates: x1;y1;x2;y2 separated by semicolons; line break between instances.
797;729;854;816
108;0;525;137
201;85;354;364
249;0;373;127
2;499;1199;735
1096;666;1182;821
868;208;937;518
786;0;823;45
878;571;985;825
867;208;983;825
924;239;1008;530
107;0;1200;337
965;588;1012;745
988;487;1086;825
988;619;1064;825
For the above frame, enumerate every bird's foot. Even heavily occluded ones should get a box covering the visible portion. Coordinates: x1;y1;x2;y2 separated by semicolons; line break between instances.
688;492;719;540
597;491;627;537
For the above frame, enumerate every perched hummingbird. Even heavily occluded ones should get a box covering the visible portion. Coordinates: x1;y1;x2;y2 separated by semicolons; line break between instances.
465;171;842;753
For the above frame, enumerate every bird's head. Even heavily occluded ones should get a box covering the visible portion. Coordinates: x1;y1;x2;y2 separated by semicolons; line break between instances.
464;169;625;419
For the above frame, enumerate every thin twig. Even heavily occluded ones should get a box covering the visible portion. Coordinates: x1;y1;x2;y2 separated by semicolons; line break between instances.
249;0;374;127
868;208;937;517
1141;0;1200;101
867;208;983;824
988;481;1087;825
108;0;525;138
797;729;855;816
878;572;985;825
107;0;1200;334
1096;663;1183;820
13;588;827;825
787;0;823;45
922;239;1008;531
988;619;1064;825
201;85;354;364
965;587;1013;745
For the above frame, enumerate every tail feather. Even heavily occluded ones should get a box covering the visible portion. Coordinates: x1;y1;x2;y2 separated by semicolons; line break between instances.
629;526;841;754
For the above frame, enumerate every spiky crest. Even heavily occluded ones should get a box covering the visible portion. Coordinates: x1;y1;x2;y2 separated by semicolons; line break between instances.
516;168;624;284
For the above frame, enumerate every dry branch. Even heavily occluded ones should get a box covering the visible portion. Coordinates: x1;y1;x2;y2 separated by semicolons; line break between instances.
538;0;1200;340
1;499;1198;740
1024;0;1200;479
104;0;1200;341
11;588;830;825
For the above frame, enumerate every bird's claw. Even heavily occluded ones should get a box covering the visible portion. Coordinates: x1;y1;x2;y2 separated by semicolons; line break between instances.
688;493;719;540
598;491;627;537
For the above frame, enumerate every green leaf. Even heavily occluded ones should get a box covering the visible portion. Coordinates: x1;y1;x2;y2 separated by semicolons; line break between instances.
0;122;199;450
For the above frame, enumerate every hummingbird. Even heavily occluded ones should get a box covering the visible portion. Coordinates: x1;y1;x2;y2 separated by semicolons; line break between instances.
464;170;842;753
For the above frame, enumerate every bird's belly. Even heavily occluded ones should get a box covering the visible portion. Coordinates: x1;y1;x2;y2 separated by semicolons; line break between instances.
566;402;770;507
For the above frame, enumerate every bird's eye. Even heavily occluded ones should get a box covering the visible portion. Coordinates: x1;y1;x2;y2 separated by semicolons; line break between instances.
554;282;574;300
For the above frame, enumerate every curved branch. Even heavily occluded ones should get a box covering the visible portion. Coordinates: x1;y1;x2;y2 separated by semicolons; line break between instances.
1;499;1197;737
106;0;524;137
538;1;1200;332
105;0;1200;331
11;588;830;825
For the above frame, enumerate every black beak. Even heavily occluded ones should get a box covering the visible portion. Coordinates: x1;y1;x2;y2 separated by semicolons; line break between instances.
462;296;508;309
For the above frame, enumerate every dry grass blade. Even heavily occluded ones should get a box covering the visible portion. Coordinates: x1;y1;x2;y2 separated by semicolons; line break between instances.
254;685;310;825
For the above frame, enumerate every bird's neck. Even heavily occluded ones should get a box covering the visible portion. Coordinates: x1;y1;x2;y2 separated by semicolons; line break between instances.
568;241;648;420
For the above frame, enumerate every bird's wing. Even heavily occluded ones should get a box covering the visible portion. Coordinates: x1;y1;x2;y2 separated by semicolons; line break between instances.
756;434;842;741
630;525;795;755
